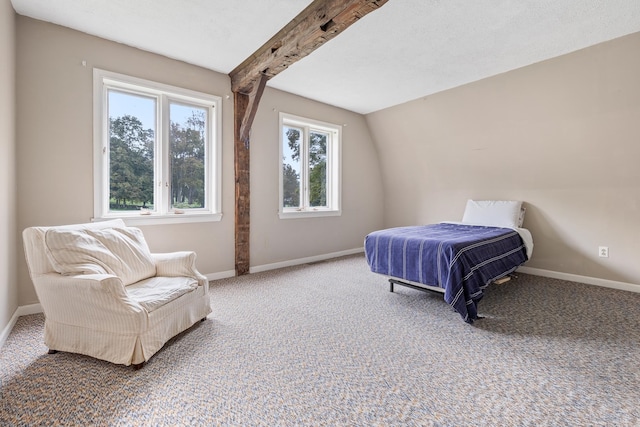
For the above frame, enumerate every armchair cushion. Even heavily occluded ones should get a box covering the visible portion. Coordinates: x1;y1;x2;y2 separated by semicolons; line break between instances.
127;276;198;312
44;226;156;286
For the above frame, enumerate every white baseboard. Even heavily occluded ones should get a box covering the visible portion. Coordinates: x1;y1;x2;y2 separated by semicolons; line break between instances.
0;303;42;350
204;248;364;280
205;270;236;281
16;303;43;316
0;311;19;350
249;247;364;274
517;266;640;293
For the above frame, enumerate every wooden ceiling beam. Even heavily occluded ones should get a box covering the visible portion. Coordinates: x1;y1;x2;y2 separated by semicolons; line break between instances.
238;73;268;145
230;0;388;95
229;0;388;276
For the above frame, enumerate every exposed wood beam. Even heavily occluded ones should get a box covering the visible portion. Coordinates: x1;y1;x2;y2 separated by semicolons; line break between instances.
239;73;268;145
234;91;251;276
230;0;388;276
230;0;388;95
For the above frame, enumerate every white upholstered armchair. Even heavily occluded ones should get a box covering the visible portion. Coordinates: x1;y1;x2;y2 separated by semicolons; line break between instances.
22;219;212;368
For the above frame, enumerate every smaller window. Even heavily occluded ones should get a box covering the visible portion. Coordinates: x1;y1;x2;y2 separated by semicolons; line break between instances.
279;113;341;219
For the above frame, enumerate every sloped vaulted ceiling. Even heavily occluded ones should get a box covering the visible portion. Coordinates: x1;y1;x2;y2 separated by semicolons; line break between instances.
11;0;640;113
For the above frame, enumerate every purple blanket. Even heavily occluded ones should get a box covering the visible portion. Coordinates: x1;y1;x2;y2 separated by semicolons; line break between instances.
364;223;528;323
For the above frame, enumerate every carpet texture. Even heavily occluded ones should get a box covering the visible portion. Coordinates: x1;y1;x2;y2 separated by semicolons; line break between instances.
2;254;639;426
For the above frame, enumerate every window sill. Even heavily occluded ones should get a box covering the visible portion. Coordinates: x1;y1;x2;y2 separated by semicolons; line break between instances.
278;210;341;220
94;212;223;226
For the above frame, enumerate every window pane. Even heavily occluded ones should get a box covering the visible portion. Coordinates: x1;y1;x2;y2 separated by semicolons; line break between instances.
170;103;207;210
309;130;327;208
108;90;155;212
283;126;301;208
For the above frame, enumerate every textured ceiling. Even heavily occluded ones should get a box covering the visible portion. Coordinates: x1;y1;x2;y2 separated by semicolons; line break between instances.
11;0;640;114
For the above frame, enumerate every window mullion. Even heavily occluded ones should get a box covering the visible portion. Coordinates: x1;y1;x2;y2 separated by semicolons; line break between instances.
302;126;311;210
101;85;111;217
325;131;332;210
158;95;169;214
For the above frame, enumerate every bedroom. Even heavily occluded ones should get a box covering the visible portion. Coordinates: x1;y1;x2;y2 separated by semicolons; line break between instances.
1;0;640;424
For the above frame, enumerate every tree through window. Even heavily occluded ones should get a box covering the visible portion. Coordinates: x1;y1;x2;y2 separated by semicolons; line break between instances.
94;69;222;223
279;113;341;218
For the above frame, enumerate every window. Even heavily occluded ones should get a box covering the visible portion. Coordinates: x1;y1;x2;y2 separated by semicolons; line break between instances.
279;112;341;219
93;69;222;224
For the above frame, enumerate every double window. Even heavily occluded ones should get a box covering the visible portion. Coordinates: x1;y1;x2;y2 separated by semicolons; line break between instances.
93;69;222;224
279;113;341;218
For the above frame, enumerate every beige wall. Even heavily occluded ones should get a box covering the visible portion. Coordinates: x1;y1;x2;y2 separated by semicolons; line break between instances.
250;88;383;266
366;32;640;285
1;0;17;332
15;17;384;305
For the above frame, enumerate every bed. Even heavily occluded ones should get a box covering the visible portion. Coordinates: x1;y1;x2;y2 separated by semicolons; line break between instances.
364;200;534;323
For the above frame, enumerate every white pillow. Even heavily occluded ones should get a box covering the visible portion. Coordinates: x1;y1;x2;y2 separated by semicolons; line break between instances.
44;227;156;286
461;200;523;229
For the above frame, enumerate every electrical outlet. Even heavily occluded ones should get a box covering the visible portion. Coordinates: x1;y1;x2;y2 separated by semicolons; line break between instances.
599;246;609;258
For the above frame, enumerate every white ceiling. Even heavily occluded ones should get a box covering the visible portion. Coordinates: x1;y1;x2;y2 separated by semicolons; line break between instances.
11;0;640;114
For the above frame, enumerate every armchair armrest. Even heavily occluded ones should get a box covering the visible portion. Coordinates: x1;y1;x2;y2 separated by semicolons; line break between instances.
32;273;147;332
151;251;209;289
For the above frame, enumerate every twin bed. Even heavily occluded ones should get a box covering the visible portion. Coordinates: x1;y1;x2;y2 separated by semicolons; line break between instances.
364;200;534;323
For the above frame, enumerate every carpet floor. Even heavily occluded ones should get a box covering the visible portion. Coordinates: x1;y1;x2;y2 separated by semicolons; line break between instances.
1;254;639;426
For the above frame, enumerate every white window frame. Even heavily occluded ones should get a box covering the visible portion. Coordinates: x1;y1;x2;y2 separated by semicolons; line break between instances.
279;112;342;219
93;69;222;225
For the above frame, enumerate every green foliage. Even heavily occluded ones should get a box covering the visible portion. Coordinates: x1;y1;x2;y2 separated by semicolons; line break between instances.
109;115;154;210
282;163;300;208
286;128;326;167
284;127;327;208
309;131;327;207
170;111;206;209
109;110;206;211
283;127;301;208
286;128;301;162
309;160;326;207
